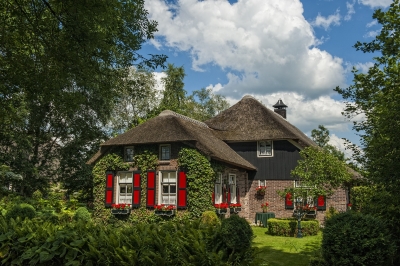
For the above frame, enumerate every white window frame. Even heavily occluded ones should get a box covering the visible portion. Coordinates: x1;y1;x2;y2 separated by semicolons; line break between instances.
229;174;237;204
214;173;223;204
258;180;266;187
159;171;177;205
159;144;171;161
117;171;133;204
294;181;315;207
124;146;135;162
257;140;273;157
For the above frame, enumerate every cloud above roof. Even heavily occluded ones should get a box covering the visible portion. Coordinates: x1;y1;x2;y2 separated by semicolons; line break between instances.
145;0;346;99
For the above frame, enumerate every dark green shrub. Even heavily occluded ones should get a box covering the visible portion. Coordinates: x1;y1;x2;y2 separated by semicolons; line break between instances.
5;203;36;220
268;218;319;237
74;207;91;222
220;214;253;250
32;190;42;201
322;212;395;266
200;210;221;227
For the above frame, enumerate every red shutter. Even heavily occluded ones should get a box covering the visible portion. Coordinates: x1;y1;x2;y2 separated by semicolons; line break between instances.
236;186;240;204
227;186;231;204
316;195;326;211
177;170;187;209
222;186;226;203
146;170;156;208
105;171;114;207
132;171;141;207
285;192;294;209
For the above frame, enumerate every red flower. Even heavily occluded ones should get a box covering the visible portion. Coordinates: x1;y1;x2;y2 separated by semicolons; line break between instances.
155;204;176;211
256;186;267;192
230;203;241;208
261;202;269;208
214;203;229;209
347;203;352;207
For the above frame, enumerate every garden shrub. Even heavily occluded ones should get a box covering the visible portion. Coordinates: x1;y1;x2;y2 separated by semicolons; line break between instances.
5;203;36;221
268;218;319;237
324;206;339;222
74;207;91;222
220;214;253;251
32;190;42;201
322;212;395;266
200;210;221;227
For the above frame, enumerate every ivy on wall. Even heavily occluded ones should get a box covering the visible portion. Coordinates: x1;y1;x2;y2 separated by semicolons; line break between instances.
92;146;223;224
178;148;216;219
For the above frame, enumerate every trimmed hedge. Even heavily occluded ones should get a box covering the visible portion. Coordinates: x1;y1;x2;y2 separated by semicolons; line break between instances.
322;212;395;266
267;218;319;237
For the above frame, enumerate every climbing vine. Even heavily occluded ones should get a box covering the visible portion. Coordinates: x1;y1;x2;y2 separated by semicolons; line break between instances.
178;148;216;218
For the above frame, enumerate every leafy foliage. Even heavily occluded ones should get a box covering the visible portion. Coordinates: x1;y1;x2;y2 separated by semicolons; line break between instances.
322;212;395;266
311;125;345;161
178;148;215;218
73;207;91;222
267;218;319;237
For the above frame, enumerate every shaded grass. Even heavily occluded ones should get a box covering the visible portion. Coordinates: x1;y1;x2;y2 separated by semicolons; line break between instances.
252;226;322;266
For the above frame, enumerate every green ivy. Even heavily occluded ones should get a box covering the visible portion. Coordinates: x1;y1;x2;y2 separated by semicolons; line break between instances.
178;148;216;219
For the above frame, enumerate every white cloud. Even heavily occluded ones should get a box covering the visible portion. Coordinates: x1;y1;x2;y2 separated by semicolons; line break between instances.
328;134;354;159
364;29;380;38
366;20;378;27
312;9;341;30
345;1;356;21
353;62;374;73
153;72;167;91
145;0;346;99
358;0;392;8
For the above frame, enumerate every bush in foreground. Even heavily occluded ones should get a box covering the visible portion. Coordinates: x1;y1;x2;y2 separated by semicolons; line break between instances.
322;212;395;266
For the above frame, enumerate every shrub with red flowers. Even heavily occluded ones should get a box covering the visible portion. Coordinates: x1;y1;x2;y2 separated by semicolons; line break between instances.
214;203;229;209
229;203;241;208
256;186;267;195
111;203;130;210
261;202;269;208
154;204;176;211
347;203;352;210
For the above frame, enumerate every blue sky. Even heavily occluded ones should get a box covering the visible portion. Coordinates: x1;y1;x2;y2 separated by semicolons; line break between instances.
141;0;393;158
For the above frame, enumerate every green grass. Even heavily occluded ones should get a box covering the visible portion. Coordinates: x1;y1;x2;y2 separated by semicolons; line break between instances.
252;226;322;266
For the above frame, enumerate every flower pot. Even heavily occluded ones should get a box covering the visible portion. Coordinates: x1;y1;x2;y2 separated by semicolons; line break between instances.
262;208;268;213
230;207;241;213
216;208;227;215
256;191;265;196
111;209;131;215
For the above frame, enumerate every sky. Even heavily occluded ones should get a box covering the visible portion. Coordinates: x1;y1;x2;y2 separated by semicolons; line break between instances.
140;0;393;158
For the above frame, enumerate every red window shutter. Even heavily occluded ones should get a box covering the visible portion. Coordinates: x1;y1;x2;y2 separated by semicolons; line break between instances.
177;170;187;209
105;171;114;207
316;195;326;211
227;186;231;204
236;186;240;204
285;192;294;209
146;170;156;208
132;171;141;207
222;187;226;203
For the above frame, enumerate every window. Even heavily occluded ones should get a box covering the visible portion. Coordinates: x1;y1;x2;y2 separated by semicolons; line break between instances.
160;171;176;205
117;172;133;204
160;144;171;160
258;180;266;187
229;174;237;203
214;174;223;204
258;141;273;157
124;146;134;162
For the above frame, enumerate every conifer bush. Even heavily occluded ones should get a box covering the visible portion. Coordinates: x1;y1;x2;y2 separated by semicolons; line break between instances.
322;212;395;266
220;214;253;251
200;210;221;227
74;207;91;222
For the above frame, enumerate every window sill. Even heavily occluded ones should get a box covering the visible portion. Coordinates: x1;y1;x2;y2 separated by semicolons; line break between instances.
159;160;170;165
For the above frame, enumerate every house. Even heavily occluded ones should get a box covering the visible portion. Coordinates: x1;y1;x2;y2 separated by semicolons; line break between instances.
87;95;349;223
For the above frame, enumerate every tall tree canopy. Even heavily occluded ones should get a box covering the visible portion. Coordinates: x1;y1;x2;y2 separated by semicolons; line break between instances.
334;0;400;261
0;0;166;196
159;64;187;114
311;125;345;161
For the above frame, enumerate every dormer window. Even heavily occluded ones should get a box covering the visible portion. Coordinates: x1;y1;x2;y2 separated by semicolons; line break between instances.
258;141;273;157
160;144;171;160
124;146;134;162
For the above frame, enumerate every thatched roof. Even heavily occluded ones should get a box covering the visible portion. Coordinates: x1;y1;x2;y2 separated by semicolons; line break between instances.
88;110;256;170
205;95;315;147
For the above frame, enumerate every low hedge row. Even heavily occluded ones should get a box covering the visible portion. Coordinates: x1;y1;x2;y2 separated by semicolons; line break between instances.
267;218;319;237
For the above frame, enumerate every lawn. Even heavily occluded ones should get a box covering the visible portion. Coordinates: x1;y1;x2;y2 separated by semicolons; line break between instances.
252;226;322;266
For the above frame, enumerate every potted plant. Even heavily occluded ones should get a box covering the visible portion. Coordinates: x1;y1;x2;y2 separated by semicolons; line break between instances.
214;203;229;214
111;203;131;215
229;203;242;213
154;204;176;216
302;204;317;218
256;186;266;196
261;202;269;213
347;203;352;211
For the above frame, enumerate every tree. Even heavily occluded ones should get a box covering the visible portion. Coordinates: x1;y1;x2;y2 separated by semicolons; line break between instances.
0;0;166;196
286;146;351;200
334;0;400;262
159;64;187;113
311;125;345;161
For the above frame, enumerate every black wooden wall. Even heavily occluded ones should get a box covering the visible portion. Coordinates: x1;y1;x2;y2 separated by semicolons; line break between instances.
228;140;301;180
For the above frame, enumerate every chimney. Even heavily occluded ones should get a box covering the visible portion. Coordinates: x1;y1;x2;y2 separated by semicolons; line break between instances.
273;99;288;119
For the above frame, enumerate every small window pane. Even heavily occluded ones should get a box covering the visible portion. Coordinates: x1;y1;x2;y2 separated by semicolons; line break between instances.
120;187;126;193
163;185;169;193
161;145;170;160
170;185;176;193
